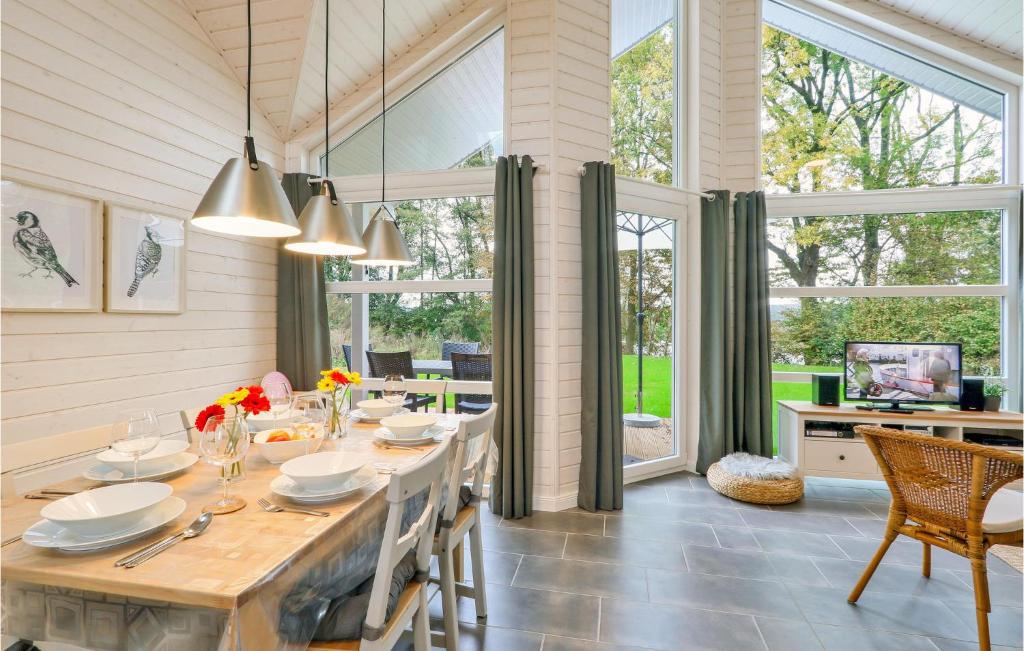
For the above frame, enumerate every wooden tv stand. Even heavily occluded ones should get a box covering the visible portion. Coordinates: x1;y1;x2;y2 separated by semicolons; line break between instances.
777;401;1024;481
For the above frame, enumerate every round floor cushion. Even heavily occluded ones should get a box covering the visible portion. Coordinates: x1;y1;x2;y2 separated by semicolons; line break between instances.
706;453;804;505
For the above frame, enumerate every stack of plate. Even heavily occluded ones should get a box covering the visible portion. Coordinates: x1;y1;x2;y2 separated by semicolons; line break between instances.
271;452;376;503
22;483;185;552
84;439;198;483
374;414;442;447
248;409;297;432
351;399;409;423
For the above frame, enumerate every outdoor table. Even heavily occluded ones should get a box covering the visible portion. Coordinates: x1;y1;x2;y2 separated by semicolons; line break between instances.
0;419;446;650
411;359;452;377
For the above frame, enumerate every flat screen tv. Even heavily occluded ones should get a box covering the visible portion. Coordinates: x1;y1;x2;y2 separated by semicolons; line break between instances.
843;341;962;410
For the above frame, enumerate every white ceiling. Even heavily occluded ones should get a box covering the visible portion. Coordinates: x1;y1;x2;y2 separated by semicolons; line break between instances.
182;0;470;139
862;0;1023;57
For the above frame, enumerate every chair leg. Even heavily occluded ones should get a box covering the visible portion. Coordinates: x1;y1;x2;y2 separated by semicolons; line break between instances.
437;547;460;651
453;540;465;582
412;586;431;651
969;556;992;651
922;542;931;578
468;522;488;620
848;533;897;603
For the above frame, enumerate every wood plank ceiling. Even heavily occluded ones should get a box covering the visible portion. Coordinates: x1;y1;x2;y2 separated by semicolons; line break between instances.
181;0;469;140
862;0;1023;57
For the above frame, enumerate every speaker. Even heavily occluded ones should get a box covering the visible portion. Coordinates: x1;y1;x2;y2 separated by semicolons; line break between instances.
811;373;841;406
960;378;985;411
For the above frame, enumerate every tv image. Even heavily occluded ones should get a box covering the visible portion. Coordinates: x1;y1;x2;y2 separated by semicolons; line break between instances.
844;341;962;406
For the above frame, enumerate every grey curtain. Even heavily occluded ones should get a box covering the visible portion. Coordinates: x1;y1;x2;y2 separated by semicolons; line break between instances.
490;155;535;519
578;162;623;512
696;190;773;473
277;173;332;392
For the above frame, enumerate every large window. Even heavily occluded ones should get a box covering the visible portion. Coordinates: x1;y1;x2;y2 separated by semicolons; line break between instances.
760;4;1020;439
610;0;676;185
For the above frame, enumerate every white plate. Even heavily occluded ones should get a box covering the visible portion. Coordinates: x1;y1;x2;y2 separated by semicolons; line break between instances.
23;497;186;551
83;453;199;484
97;439;190;474
351;407;409;423
373;427;439;446
41;482;172;537
270;465;378;503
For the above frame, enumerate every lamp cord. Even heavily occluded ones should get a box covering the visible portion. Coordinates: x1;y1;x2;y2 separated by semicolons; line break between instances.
246;0;252;138
324;0;330;178
380;0;386;206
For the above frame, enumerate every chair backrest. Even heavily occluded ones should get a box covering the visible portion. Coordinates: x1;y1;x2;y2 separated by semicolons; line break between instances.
363;435;453;639
261;371;292;394
366;351;415;379
179;409;198;445
342;345;352;372
451;353;493;406
855;425;1023;535
439;405;498;528
441;341;480;362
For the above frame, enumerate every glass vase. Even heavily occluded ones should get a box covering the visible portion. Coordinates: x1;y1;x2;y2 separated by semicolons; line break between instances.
327;394;350;439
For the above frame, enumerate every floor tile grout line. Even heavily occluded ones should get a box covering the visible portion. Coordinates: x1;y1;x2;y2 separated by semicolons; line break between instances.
508;554;524;586
596;595;603;643
749;614;772;651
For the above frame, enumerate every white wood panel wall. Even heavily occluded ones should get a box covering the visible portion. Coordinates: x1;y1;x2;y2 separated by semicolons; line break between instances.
506;0;610;511
699;0;725;189
0;0;284;493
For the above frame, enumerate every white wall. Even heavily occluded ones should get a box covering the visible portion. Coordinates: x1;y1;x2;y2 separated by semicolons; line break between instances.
0;0;284;492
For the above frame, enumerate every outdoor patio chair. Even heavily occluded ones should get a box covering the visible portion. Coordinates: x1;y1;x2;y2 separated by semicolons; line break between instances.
342;344;371;372
365;351;436;412
450;353;493;415
851;425;1023;651
440;341;480;362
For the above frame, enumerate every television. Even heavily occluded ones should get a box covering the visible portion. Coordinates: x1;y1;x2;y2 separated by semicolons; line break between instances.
843;341;962;411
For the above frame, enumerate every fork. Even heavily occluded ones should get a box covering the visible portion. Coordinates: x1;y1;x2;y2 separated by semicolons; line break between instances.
256;497;330;518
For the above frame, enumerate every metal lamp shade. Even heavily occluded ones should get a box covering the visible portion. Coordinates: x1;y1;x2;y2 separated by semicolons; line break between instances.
351;206;414;266
191;156;300;238
284;188;366;256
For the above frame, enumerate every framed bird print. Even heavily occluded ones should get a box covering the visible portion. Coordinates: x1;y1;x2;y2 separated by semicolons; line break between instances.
104;205;186;314
1;180;103;312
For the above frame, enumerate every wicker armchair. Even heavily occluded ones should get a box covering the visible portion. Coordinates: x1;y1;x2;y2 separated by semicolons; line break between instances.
851;425;1023;651
450;353;493;414
441;341;480;362
365;350;436;412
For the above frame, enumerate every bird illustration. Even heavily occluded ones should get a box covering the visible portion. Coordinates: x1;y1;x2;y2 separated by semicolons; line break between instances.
127;225;162;297
10;210;78;286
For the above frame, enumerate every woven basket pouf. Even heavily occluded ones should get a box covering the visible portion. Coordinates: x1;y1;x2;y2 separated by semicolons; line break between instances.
706;457;804;505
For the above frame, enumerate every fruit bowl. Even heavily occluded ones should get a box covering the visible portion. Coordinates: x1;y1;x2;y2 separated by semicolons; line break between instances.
253;429;323;464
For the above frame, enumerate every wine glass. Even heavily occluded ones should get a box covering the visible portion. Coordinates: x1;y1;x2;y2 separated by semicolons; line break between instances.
199;415;250;514
291;395;327;449
111;409;161;481
264;380;292;417
382;374;407;412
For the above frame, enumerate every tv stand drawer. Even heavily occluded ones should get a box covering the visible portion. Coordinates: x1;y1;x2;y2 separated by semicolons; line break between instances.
804;440;879;475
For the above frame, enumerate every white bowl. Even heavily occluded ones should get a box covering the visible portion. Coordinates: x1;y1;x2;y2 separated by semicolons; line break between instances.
247;409;297;432
357;399;398;418
253;429;324;464
96;439;190;475
40;482;173;537
281;452;365;491
379;414;438;439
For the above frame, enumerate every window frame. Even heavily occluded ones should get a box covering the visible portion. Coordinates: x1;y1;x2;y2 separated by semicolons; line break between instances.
765;185;1021;408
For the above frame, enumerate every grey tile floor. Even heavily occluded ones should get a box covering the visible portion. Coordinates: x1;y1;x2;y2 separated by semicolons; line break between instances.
407;471;1023;651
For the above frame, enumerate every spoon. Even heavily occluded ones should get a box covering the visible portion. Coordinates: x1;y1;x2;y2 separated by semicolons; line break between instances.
119;512;213;569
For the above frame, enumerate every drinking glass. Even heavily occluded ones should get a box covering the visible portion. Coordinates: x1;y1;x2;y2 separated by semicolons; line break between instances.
199;415;250;514
382;375;407;411
111;408;161;481
264;380;292;417
291;394;328;449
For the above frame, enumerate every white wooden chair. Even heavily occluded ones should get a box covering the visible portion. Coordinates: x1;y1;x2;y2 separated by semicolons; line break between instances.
310;434;453;651
431;404;497;651
178;409;200;445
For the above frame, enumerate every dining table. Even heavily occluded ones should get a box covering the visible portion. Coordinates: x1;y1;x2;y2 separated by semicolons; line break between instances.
0;417;452;651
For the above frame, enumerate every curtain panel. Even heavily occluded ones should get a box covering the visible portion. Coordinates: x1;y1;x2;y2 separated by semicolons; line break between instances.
578;162;624;512
490;155;536;518
277;173;332;392
697;190;773;473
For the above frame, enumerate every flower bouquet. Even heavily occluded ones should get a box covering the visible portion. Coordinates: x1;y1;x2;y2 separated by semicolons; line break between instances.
195;385;270;481
318;368;362;438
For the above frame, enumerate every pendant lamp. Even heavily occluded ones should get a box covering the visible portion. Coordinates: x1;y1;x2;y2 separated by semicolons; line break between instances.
285;0;366;256
352;0;413;267
191;0;299;238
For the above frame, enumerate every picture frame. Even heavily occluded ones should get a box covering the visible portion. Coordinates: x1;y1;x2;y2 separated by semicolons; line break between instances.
1;179;103;312
104;204;187;314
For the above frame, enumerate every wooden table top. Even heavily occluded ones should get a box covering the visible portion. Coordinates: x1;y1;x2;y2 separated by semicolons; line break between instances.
0;422;439;611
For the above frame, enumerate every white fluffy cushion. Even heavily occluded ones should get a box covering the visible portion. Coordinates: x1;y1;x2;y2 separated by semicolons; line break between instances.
717;452;797;480
983;489;1023;534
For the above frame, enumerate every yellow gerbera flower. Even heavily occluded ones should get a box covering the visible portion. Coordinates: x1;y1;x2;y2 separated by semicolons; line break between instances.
215;388;249;407
317;377;336;392
345;371;362;385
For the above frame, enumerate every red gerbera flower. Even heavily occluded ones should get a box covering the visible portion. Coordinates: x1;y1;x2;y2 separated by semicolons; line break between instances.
330;370;349;385
195;404;225;432
239;385;270;415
